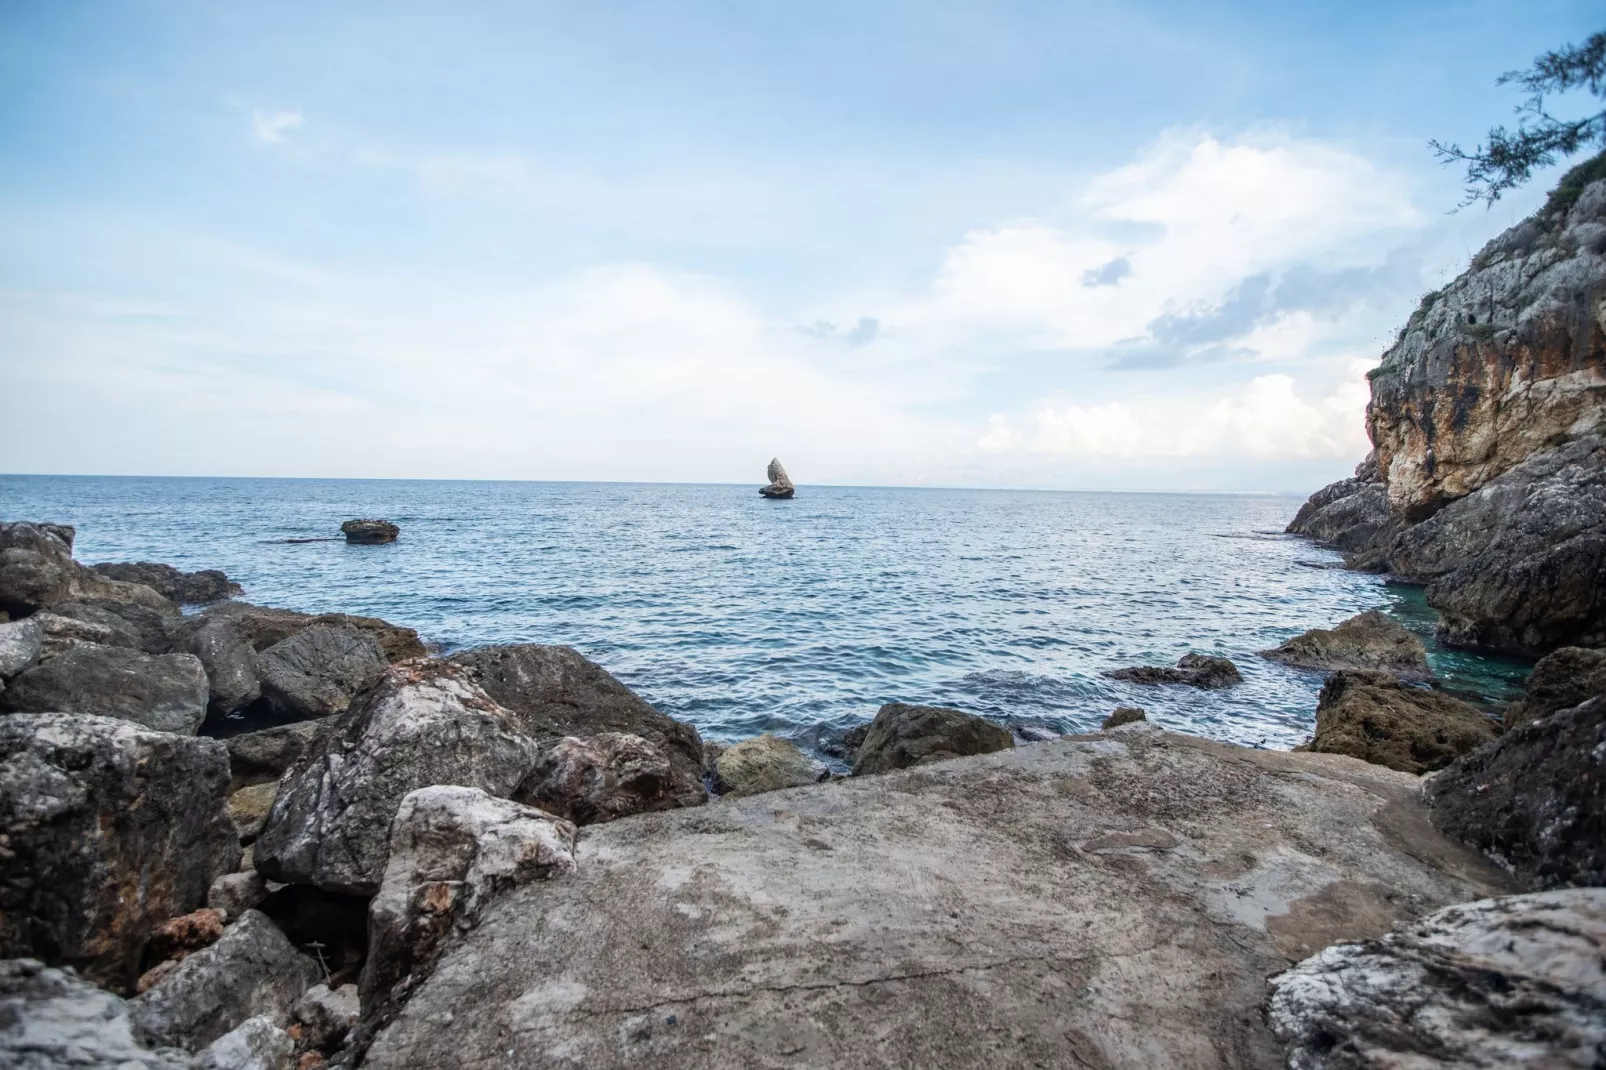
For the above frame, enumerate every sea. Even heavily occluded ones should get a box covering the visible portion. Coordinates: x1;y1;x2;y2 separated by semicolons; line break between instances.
0;475;1532;754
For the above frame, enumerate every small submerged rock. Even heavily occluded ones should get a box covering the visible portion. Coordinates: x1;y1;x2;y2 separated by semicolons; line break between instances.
1307;670;1498;775
758;457;795;499
714;733;826;797
1100;706;1146;730
1261;609;1432;680
1105;652;1242;690
853;702;1014;776
340;519;399;544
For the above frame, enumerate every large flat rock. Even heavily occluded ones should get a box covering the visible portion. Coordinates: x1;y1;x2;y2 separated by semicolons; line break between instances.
366;725;1512;1069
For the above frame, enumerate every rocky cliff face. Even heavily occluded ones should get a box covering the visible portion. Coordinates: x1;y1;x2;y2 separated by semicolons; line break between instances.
1289;157;1606;657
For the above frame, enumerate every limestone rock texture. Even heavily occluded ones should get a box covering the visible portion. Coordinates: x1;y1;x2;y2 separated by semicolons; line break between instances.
759;457;795;498
1287;165;1606;656
1268;888;1606;1069
226;719;328;790
253;660;540;895
712;733;825;796
41;599;177;654
91;561;243;605
1261;610;1432;680
1308;670;1499;775
0;958;191;1070
1427;694;1604;890
256;625;386;721
361;728;1512;1070
449;643;706;809
1503;644;1606;727
129;909;319;1052
0;615;42;677
0;643;210;734
853;701;1015;775
191;1013;296;1070
520;731;692;824
0;521;177;621
1104;652;1243;689
0;714;239;991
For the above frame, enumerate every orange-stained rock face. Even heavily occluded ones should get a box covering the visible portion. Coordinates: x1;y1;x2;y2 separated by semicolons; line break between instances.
1366;186;1606;521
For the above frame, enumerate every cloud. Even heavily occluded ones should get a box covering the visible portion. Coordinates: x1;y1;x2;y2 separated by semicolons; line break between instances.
251;109;304;143
1081;256;1131;287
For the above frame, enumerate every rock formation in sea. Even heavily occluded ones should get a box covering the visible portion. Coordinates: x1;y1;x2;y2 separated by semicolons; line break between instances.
1287;156;1606;657
759;456;795;498
340;519;400;544
1104;652;1243;689
1260;609;1432;680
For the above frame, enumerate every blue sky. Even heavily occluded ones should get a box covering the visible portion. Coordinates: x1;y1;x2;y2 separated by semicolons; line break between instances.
2;1;1601;490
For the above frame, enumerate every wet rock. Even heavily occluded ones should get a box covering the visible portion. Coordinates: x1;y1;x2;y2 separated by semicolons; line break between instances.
713;733;825;797
1308;670;1499;775
1268;889;1606;1069
91;562;243;605
1260;609;1432;679
0;958;191;1070
294;983;359;1052
853;702;1015;776
256;626;386;721
340;519;399;545
254;661;541;895
191;1014;296;1070
0;643;210;734
1105;652;1243;689
142;909;226;972
358;787;576;1046
229;783;280;844
129;909;319;1052
208;871;270;918
1427;694;1604;889
0;714;239;990
759;457;795;499
520;732;693;824
226;720;327;789
1285;480;1397;570
0;615;42;677
40;599;176;654
449;643;705;809
1504;645;1606;728
1101;706;1146;730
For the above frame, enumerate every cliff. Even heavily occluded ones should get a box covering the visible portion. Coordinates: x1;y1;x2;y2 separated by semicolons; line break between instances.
1291;154;1606;656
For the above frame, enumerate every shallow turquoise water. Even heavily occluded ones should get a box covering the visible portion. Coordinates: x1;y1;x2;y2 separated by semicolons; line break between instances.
0;475;1527;749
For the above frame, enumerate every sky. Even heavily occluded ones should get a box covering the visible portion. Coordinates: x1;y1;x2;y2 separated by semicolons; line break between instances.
1;1;1601;492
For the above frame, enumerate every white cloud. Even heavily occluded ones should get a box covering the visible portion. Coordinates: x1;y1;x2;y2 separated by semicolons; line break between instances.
252;109;304;143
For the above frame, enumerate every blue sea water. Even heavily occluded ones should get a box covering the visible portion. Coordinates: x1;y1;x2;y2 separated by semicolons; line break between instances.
0;475;1530;752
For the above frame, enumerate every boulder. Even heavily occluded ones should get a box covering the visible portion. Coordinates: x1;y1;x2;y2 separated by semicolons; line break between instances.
1260;609;1432;679
1105;652;1243;689
759;457;795;499
448;643;705;809
358;787;576;1045
0;616;42;677
853;702;1015;776
229;783;280;844
129;910;318;1052
1427;694;1604;889
39;599;176;654
340;519;399;545
253;661;541;895
32;610;121;658
226;720;327;789
256;626;386;721
0;644;210;735
0;714;238;991
208;871;270;918
1307;670;1499;775
91;562;243;605
1285;477;1398;571
713;733;825;797
0;958;191;1070
520;732;693;824
191;1014;295;1070
1503;645;1606;728
294;982;359;1052
0;521;177;620
1268;889;1606;1068
1100;706;1146;730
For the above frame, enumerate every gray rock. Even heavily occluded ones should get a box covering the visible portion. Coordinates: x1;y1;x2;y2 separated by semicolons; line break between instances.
229;783;279;844
340;519;399;544
256;626;385;721
294;982;359;1051
1268;889;1606;1068
0;521;177;620
40;599;177;654
91;562;243;606
0;715;238;990
362;727;1513;1069
713;733;825;797
853;702;1015;776
1260;609;1433;680
521;732;694;824
208;871;270;918
1101;706;1146;730
1504;645;1606;728
1427;694;1604;889
0;643;210;734
1105;652;1243;689
190;1014;295;1070
0;958;190;1070
1285;480;1398;570
448;643;705;810
253;661;541;895
759;457;796;499
226;720;327;789
32;610;120;658
358;787;576;1048
1308;670;1500;775
0;616;42;677
129;910;318;1052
